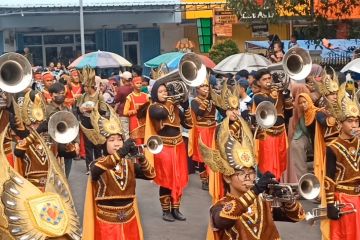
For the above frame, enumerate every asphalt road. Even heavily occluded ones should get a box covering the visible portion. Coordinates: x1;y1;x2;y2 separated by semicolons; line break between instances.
68;160;322;240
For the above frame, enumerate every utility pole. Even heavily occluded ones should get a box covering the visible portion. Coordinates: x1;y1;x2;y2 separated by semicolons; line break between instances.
80;0;85;55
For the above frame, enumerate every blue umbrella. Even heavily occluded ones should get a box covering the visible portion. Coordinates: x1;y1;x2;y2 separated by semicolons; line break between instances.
144;52;184;68
69;50;132;69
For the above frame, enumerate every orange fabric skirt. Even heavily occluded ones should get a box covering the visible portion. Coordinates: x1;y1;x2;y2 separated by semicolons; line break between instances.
330;193;360;240
80;130;86;158
153;142;188;203
95;216;140;240
192;126;216;163
258;131;288;180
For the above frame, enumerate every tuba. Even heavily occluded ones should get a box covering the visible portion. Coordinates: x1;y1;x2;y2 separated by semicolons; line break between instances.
0;52;33;93
268;47;312;89
48;111;80;144
158;53;207;103
255;101;277;129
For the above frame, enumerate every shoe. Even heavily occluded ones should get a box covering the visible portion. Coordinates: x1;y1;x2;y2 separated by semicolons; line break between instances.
86;171;90;175
162;211;175;222
202;181;209;191
172;209;186;221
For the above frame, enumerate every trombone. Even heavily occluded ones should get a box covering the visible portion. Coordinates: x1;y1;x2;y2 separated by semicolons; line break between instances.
305;202;357;225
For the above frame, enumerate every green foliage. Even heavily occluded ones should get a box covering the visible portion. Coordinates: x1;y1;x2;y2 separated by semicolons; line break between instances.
227;0;360;22
209;39;240;64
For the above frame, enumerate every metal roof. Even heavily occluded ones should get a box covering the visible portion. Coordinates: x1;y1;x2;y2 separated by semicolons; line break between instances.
0;0;180;8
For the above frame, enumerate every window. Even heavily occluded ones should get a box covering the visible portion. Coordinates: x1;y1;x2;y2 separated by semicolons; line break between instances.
23;32;95;67
123;31;140;65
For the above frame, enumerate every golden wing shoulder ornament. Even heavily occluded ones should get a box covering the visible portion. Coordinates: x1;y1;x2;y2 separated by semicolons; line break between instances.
0;125;81;240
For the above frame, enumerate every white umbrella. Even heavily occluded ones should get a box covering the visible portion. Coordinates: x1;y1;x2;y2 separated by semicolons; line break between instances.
341;58;360;73
213;53;271;74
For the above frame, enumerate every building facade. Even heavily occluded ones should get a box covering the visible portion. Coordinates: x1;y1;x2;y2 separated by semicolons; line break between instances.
0;0;183;66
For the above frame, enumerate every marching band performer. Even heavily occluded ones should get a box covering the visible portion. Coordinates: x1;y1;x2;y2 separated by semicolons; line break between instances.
188;77;216;190
41;71;55;104
312;69;340;143
46;82;79;178
82;103;155;240
65;69;83;109
145;78;193;222
123;77;150;144
12;90;50;191
323;83;360;240
251;69;293;180
200;116;305;240
77;67;107;172
0;123;81;239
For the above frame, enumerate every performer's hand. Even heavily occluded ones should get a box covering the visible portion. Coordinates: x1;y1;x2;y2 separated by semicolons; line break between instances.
252;171;277;195
36;121;48;134
180;100;190;110
327;204;340;220
74;142;80;155
117;138;136;158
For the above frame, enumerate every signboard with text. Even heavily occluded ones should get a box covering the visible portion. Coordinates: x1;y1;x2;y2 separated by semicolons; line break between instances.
213;9;237;37
251;23;269;37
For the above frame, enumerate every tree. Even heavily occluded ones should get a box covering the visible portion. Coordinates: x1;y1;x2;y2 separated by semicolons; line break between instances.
227;0;360;21
209;39;240;64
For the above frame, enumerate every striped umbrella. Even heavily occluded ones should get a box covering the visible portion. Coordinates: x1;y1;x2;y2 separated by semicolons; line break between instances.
68;50;132;69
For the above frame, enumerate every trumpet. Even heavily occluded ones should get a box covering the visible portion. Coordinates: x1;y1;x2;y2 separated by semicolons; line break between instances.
246;173;320;206
137;136;163;155
305;202;357;225
127;136;163;161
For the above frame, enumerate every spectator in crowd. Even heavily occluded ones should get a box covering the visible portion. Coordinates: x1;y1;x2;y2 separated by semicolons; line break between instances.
114;71;133;140
238;79;251;114
23;47;33;66
288;34;299;49
270;41;284;63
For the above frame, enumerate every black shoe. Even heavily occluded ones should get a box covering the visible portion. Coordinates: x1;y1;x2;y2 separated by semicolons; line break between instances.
172;209;186;221
202;181;209;191
162;211;175;222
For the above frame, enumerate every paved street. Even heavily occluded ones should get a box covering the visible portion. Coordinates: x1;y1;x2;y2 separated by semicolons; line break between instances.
69;160;321;240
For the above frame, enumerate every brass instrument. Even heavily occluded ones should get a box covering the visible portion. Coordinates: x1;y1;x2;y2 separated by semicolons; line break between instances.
137;136;163;155
305;202;357;225
158;53;207;103
255;101;277;129
0;52;33;93
263;173;320;206
267;47;312;92
48;111;80;144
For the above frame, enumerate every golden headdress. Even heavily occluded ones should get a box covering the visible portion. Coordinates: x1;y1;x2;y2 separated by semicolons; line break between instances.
199;116;255;176
82;66;96;87
211;81;240;110
21;90;47;126
80;103;123;145
313;67;339;96
332;83;360;121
